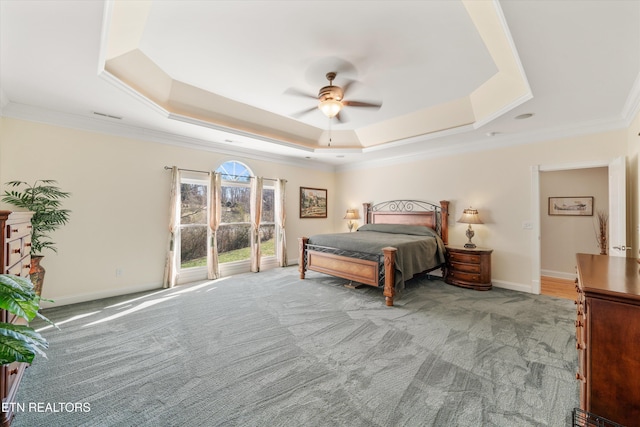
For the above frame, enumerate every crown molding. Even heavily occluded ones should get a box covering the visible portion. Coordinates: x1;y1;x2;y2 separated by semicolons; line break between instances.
337;115;629;172
0;102;336;173
1;99;631;176
622;71;640;126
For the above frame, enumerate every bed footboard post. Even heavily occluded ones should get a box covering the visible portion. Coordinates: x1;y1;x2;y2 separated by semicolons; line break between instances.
298;237;308;279
382;247;397;306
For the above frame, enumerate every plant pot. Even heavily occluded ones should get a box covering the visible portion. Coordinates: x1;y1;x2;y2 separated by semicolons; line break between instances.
29;255;45;296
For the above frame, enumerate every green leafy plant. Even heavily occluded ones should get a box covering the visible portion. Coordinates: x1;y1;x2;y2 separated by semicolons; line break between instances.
2;180;71;255
0;274;53;364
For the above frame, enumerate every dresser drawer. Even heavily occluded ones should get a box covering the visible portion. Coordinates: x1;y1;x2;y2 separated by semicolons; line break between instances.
5;262;22;276
6;239;24;267
6;222;31;240
449;251;480;264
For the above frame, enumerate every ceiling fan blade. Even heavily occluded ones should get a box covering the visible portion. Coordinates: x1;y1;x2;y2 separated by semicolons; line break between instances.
290;106;317;119
284;87;317;99
340;79;356;98
343;100;382;109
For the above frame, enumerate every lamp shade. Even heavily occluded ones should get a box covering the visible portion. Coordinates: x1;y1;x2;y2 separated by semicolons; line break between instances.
458;208;482;224
344;209;360;220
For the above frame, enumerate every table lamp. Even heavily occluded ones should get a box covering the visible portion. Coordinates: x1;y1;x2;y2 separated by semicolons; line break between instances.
458;207;483;248
344;209;360;232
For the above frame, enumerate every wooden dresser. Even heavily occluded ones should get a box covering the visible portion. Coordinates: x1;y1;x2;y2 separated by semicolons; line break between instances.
0;210;34;427
445;245;492;290
575;253;640;426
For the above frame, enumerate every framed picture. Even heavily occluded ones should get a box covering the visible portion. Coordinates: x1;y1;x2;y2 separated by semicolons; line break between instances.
300;187;327;218
548;196;594;216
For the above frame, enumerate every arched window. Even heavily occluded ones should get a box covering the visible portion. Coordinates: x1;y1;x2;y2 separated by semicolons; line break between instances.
216;161;251;182
177;161;277;278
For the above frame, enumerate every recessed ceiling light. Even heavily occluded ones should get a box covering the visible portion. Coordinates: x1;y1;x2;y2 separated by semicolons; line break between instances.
515;113;534;120
486;131;500;137
336;155;345;158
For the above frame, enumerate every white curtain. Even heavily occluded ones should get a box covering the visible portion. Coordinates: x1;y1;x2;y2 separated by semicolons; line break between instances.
163;167;181;288
207;172;222;279
250;177;263;272
275;178;287;267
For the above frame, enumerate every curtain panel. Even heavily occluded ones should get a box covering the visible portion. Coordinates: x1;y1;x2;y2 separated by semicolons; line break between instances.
163;167;181;288
275;179;287;267
207;172;222;279
250;177;263;272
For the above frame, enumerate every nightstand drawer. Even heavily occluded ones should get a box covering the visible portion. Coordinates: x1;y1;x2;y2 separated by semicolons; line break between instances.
449;251;480;264
450;261;481;274
449;270;482;283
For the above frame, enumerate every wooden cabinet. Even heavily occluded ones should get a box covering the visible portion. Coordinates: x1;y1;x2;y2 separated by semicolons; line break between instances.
0;210;34;427
444;245;492;290
575;253;640;426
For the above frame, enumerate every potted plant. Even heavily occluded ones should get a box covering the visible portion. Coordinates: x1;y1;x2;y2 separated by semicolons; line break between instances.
2;180;71;295
0;274;52;365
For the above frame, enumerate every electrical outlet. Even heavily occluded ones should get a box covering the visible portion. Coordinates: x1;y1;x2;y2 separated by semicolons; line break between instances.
522;221;533;230
116;268;123;277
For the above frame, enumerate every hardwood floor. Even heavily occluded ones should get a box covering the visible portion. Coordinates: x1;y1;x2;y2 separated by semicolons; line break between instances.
541;276;576;300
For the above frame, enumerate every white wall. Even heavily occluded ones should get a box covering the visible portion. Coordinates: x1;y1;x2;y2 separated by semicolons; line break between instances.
0;117;336;305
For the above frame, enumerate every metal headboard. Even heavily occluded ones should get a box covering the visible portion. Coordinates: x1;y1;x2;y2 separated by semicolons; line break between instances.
363;200;449;245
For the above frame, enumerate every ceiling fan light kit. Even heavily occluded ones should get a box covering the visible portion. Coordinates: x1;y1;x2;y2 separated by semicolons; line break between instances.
319;99;343;118
287;71;381;122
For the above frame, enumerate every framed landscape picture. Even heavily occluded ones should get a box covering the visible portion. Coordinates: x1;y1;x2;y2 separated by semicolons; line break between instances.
300;187;327;218
548;196;594;216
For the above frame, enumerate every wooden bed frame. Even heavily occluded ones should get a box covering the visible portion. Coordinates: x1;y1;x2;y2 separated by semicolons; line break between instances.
299;200;449;306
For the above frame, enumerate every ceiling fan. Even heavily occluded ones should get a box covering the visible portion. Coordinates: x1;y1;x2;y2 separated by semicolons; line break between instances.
286;72;382;122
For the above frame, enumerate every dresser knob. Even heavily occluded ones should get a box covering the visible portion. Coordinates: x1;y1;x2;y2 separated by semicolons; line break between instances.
575;320;583;327
12;248;20;254
576;342;584;350
8;368;18;376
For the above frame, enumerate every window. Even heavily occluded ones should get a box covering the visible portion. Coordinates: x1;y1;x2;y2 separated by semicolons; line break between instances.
218;167;251;264
180;179;208;269
177;161;276;272
260;185;275;257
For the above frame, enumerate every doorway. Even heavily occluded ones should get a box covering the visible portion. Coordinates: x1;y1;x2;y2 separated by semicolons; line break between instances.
530;157;626;294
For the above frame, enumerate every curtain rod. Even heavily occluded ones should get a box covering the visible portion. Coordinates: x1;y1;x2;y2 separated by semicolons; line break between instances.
164;166;281;182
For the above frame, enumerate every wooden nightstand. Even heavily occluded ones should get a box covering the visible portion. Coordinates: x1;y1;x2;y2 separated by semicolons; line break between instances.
445;245;493;290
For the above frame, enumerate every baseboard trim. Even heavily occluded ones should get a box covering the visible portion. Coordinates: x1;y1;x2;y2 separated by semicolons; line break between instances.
492;279;533;294
40;282;162;308
541;269;576;280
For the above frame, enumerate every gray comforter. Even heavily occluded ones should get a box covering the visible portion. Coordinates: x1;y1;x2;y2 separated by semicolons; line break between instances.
307;223;446;291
